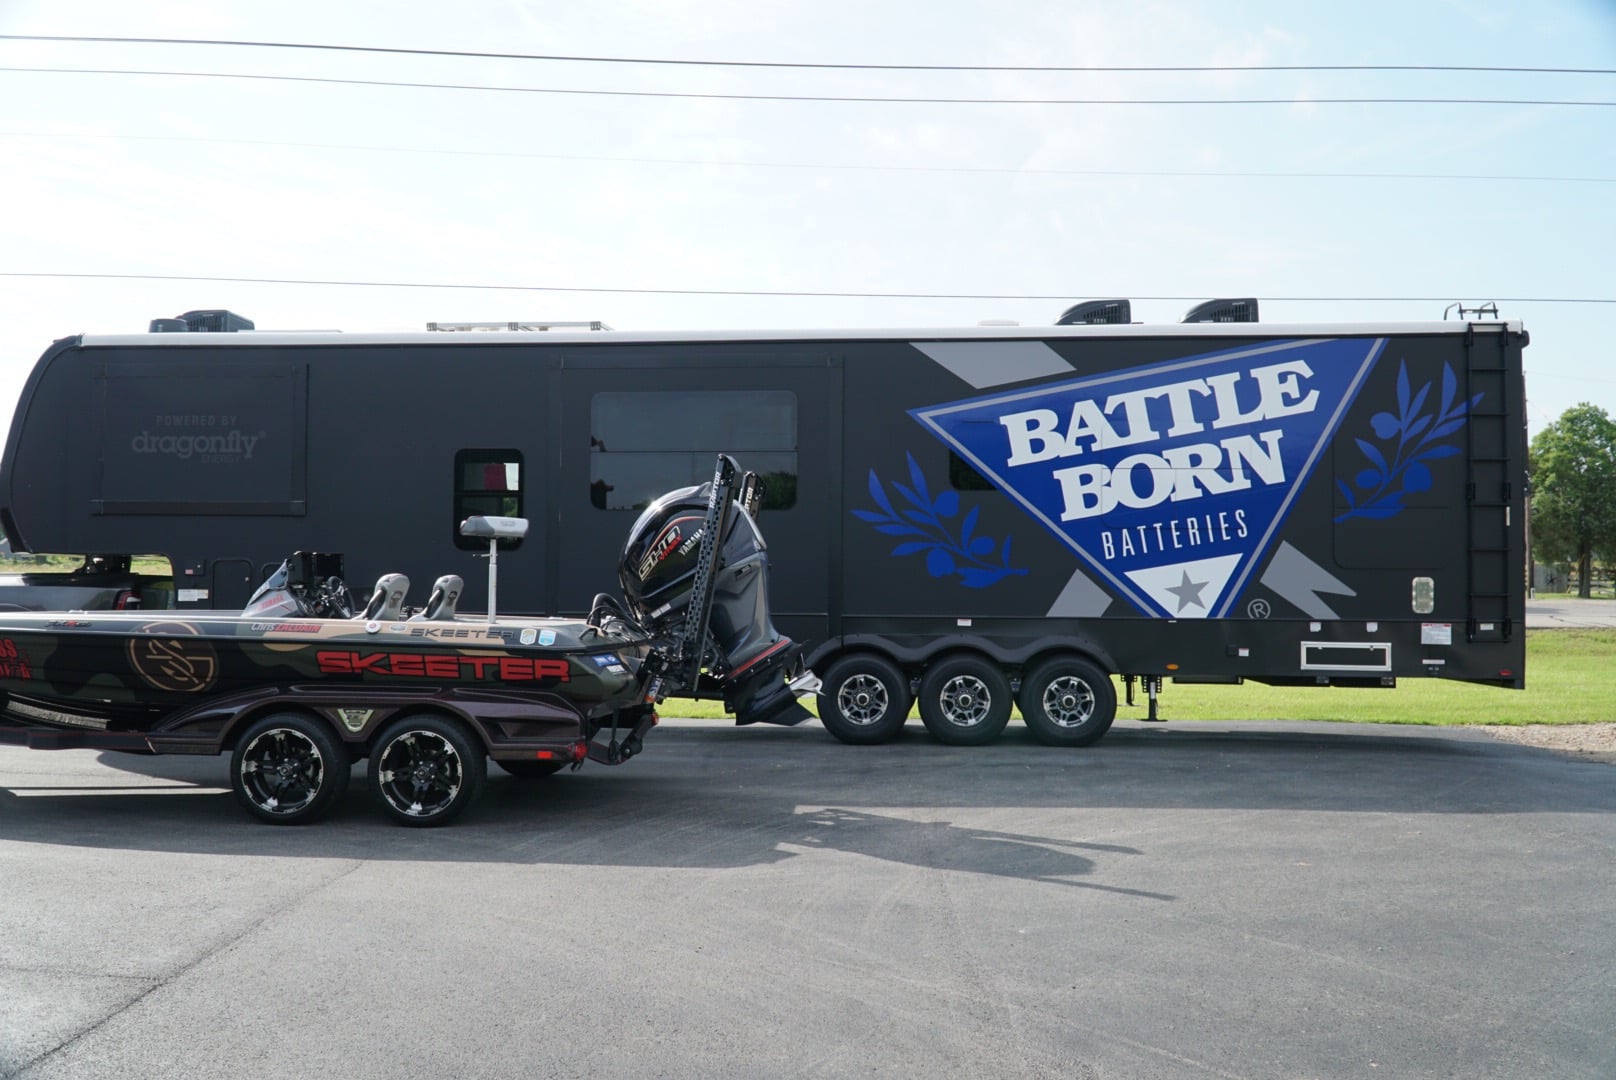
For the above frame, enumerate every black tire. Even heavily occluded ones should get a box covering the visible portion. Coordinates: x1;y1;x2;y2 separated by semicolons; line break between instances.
917;656;1012;746
495;759;566;779
817;654;912;745
368;714;487;827
230;712;351;825
1017;656;1117;747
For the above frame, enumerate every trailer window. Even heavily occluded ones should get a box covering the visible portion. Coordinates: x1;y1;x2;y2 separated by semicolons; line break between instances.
948;452;994;491
453;449;524;550
590;390;797;511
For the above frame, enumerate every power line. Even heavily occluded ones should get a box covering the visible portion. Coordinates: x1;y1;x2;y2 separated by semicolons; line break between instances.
3;34;1612;76
4;272;1611;304
4;67;1612;107
8;130;1612;186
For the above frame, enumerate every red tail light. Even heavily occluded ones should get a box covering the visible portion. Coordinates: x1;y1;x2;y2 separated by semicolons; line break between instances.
113;590;141;610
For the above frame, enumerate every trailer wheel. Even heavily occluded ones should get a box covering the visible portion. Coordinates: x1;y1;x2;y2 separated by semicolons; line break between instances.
817;654;912;744
495;759;566;779
1018;657;1116;747
230;712;351;825
368;714;486;827
917;656;1012;746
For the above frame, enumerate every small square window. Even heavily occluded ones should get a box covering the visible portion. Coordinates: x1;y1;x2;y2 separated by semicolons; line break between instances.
453;449;523;549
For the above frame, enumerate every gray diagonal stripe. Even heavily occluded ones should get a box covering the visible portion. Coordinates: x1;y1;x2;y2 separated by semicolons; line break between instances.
1260;541;1357;619
912;341;1074;389
1047;567;1114;617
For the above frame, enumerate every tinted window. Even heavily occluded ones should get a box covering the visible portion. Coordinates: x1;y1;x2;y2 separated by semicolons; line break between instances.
949;451;994;491
590;391;798;511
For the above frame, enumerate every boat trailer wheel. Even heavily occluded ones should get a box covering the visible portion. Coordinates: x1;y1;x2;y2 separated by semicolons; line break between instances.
368;715;486;827
230;712;350;826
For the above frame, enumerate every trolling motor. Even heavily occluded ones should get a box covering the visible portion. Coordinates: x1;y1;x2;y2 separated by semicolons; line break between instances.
618;455;813;726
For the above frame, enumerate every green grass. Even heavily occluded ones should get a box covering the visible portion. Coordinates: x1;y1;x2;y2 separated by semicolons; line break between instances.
670;629;1616;727
0;553;172;574
1150;628;1612;727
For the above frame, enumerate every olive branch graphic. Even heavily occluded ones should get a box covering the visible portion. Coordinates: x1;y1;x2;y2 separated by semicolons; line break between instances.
1336;360;1480;522
853;453;1028;588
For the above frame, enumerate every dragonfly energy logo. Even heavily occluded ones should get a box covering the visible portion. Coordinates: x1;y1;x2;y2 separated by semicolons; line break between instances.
130;412;263;463
912;338;1386;618
130;429;262;461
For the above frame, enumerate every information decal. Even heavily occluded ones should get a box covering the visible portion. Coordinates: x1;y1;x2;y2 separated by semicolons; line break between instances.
911;338;1386;617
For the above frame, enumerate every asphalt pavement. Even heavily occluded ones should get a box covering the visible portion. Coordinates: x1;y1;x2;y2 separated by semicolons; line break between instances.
1525;598;1616;628
3;718;1613;1079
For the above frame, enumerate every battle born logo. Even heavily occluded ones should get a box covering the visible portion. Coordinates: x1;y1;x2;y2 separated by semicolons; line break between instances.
910;338;1386;618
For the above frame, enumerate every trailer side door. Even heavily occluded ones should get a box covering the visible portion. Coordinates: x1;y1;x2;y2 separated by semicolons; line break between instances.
554;344;833;648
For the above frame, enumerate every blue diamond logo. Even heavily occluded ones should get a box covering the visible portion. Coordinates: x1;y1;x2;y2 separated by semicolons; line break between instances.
910;337;1386;617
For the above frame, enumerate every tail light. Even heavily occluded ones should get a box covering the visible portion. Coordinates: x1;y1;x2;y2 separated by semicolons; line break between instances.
114;590;141;610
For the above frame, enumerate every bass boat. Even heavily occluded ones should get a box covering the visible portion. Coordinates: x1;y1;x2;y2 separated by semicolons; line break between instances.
0;456;813;826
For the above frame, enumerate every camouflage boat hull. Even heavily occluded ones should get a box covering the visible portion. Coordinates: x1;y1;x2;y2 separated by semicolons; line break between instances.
0;610;655;764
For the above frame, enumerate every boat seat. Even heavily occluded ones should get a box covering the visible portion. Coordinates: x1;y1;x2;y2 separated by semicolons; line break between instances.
356;573;410;621
408;575;463;621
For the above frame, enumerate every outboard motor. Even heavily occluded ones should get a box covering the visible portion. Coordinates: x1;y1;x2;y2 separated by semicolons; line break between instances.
619;456;812;726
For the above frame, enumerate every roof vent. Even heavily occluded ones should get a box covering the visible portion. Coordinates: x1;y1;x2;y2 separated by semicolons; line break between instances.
1055;299;1131;325
1180;298;1258;324
149;310;255;333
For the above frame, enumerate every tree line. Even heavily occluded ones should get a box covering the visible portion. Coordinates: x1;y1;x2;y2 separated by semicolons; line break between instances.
1531;403;1616;597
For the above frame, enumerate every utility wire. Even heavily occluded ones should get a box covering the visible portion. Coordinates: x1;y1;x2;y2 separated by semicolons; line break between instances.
7;130;1611;186
3;272;1610;304
3;67;1612;107
3;35;1613;76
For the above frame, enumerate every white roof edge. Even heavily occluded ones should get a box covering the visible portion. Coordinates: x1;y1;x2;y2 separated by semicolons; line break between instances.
76;321;1524;348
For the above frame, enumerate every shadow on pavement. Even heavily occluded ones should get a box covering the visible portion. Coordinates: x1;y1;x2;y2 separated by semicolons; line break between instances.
1;722;1610;887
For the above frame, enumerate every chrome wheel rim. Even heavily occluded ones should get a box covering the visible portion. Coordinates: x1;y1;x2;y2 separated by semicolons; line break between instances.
938;675;991;728
238;728;325;816
375;730;463;819
837;674;891;727
1042;675;1096;728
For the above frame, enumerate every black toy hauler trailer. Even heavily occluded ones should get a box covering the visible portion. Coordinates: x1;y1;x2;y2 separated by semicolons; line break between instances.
0;310;1528;747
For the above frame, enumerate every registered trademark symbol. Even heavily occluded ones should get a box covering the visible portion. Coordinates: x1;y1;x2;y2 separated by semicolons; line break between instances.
1247;599;1271;619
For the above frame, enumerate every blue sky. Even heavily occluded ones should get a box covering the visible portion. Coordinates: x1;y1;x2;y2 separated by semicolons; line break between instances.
1;0;1612;437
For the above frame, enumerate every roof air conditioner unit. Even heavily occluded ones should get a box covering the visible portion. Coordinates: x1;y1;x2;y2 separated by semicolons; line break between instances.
1179;298;1258;324
1055;299;1131;325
